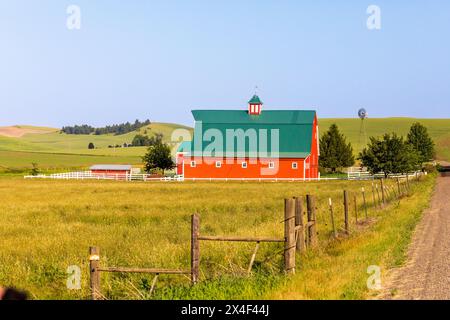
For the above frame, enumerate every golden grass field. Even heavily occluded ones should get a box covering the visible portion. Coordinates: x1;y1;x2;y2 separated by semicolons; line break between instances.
0;174;434;300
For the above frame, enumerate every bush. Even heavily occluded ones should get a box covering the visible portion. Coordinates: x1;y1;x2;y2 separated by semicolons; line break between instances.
30;163;40;176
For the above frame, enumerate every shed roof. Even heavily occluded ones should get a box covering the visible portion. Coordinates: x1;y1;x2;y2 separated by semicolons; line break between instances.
90;164;132;171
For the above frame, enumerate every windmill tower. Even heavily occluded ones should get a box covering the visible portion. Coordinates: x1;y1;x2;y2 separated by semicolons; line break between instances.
358;108;368;148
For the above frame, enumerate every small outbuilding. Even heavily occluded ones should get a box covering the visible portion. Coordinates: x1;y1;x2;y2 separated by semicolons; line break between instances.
90;164;132;178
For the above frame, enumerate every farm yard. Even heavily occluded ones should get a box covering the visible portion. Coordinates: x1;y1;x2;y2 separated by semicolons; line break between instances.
0;117;445;300
0;118;450;175
0;174;434;300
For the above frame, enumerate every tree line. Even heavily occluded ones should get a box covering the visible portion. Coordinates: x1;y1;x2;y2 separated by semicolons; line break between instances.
62;119;151;135
319;122;435;176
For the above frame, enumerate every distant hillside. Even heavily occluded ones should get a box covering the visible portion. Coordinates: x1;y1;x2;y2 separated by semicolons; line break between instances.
0;122;193;156
0;125;58;138
0;118;448;171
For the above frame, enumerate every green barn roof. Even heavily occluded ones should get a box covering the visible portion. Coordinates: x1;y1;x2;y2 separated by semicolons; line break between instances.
177;110;316;158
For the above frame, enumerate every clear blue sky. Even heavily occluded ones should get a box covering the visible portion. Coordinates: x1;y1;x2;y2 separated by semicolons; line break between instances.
1;0;449;127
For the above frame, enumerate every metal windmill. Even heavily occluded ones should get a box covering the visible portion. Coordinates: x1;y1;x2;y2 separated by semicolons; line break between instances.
358;108;368;147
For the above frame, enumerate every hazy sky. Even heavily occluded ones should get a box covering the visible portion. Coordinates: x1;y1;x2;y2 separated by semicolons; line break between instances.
0;0;449;127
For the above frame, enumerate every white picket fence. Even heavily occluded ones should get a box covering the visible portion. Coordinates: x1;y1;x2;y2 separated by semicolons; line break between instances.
24;170;425;182
347;167;424;180
24;171;182;182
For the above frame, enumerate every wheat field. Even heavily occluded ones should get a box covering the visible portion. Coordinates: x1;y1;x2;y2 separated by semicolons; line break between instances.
0;175;433;300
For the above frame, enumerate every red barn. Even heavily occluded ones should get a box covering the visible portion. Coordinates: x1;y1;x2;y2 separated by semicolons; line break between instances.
176;95;319;180
90;164;132;179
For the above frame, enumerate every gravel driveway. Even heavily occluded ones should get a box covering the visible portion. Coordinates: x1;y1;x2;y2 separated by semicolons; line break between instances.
379;170;450;299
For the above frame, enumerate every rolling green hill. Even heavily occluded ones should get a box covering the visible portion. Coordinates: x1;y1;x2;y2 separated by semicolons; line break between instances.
0;122;192;172
0;118;448;172
318;118;450;161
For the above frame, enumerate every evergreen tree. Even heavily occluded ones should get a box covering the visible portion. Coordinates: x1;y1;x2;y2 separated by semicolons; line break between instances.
358;133;420;177
319;124;355;172
407;122;435;166
142;141;174;174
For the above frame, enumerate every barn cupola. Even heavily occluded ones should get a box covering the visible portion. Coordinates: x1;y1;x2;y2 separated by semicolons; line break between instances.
248;94;263;115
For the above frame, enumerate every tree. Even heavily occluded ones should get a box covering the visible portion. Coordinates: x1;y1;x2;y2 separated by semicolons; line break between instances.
30;162;40;176
132;134;150;147
407;122;435;166
132;133;163;147
88;142;95;149
358;133;420;177
319;124;355;172
142;141;174;174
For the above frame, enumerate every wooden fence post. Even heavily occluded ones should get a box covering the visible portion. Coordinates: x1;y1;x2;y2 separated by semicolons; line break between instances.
371;183;377;208
191;214;200;284
375;183;381;207
380;179;386;205
406;174;410;191
397;178;401;197
384;186;390;202
294;197;306;252
247;241;260;275
306;195;318;247
390;184;397;199
284;198;296;274
362;187;368;219
89;246;101;300
328;198;337;238
343;190;349;234
353;195;358;223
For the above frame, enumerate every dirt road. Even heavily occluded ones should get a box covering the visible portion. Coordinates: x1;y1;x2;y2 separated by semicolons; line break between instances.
379;171;450;299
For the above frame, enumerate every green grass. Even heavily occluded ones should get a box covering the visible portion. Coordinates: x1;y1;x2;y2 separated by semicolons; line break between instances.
0;151;142;173
0;175;433;299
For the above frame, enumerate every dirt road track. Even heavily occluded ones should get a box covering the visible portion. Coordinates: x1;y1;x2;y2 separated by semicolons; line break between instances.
379;171;450;299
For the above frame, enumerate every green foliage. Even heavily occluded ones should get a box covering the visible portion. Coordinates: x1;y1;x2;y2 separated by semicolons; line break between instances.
319;124;355;172
407;122;435;165
62;119;151;135
358;133;420;176
132;133;163;147
88;142;95;149
142;141;174;174
30;162;40;176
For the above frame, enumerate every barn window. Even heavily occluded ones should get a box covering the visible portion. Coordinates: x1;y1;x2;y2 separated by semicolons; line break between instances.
215;161;222;168
190;161;196;167
268;161;275;169
241;161;247;168
292;162;298;169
